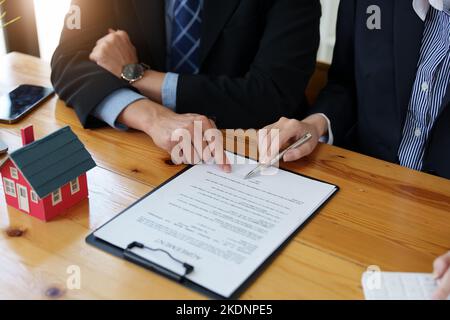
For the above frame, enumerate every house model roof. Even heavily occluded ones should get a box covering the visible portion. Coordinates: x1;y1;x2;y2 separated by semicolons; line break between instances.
6;126;96;198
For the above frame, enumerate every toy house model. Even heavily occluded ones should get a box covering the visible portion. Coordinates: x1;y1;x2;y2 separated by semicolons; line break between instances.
0;125;96;221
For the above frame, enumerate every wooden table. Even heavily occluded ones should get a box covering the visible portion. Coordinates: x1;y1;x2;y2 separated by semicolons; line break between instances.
0;52;449;300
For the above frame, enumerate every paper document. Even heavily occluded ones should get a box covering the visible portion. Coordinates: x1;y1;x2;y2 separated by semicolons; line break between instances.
362;272;450;300
94;153;337;298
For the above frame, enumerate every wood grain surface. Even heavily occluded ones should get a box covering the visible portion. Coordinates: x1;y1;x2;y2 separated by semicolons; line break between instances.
0;52;449;300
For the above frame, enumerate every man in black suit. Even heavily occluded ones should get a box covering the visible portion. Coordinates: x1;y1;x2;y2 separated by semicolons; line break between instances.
51;0;320;169
261;0;450;180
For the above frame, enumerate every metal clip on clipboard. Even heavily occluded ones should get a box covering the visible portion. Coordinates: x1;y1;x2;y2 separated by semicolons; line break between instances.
123;242;194;282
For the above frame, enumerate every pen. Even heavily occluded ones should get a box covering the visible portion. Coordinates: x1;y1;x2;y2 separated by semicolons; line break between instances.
244;132;313;180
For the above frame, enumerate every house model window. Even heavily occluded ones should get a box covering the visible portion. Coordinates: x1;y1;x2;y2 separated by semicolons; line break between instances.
31;190;39;204
10;167;19;180
3;178;16;197
70;178;80;195
52;188;62;206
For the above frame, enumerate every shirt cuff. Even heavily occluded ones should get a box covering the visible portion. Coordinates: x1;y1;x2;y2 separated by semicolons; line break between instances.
161;72;179;110
92;89;146;131
317;113;334;145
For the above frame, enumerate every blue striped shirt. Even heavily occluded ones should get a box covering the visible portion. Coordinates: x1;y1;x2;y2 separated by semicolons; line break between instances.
398;8;450;171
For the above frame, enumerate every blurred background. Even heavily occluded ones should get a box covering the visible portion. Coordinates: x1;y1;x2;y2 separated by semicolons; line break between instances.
0;0;339;63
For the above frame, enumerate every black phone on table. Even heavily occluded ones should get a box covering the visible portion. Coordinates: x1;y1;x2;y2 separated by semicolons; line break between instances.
0;85;54;124
0;139;7;154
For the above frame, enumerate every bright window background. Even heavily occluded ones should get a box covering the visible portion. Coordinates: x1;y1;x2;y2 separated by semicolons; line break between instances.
33;0;339;63
34;0;71;62
0;28;6;55
0;0;5;55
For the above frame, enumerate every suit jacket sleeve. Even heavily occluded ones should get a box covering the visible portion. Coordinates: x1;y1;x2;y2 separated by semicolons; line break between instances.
176;0;321;129
312;0;358;145
50;0;137;128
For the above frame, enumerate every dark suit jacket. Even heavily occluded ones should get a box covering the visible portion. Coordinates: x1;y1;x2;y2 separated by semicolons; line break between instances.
51;0;321;129
314;0;450;179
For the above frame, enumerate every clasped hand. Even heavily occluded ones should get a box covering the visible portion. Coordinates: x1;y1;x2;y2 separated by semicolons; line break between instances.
89;29;230;172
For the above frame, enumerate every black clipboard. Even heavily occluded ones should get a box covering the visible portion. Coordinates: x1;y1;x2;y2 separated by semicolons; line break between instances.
86;164;339;300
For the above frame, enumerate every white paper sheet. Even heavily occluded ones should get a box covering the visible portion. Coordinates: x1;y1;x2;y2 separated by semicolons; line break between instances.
94;153;337;298
362;272;450;300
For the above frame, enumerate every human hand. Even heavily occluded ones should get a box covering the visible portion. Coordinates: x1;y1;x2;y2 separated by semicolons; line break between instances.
258;114;328;164
433;251;450;300
118;100;231;172
89;29;138;78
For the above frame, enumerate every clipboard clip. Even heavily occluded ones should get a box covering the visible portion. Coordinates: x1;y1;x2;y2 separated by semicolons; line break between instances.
124;241;194;283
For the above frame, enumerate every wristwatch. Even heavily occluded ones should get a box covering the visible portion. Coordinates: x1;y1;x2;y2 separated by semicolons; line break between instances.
121;63;150;84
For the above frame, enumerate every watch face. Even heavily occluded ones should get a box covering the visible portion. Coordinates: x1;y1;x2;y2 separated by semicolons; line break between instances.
122;64;144;81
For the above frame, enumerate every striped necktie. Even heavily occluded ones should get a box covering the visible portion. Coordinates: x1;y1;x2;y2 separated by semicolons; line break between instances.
170;0;203;74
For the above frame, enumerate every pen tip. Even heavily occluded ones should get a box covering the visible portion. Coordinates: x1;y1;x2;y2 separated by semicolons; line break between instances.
244;171;256;180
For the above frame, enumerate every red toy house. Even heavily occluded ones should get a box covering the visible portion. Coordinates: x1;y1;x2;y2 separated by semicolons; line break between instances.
0;125;96;221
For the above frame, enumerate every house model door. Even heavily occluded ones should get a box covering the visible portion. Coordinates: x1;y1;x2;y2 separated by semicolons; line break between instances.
17;184;30;213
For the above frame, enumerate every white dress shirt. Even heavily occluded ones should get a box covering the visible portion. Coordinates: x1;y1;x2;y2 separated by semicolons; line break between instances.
413;0;449;20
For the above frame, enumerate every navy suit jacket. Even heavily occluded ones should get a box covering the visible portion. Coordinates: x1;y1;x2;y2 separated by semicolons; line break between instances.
314;0;450;179
51;0;321;129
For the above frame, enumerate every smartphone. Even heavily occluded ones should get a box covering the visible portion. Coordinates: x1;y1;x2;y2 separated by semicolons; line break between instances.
0;85;54;124
0;140;8;154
